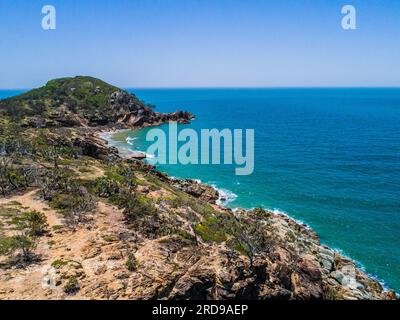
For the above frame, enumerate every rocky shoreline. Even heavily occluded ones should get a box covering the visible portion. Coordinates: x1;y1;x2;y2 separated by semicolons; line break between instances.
0;76;397;300
98;128;397;300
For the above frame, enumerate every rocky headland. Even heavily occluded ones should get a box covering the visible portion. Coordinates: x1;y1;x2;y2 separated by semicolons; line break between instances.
0;76;396;300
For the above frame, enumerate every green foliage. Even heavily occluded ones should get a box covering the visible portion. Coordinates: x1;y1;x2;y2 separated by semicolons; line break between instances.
0;123;30;157
323;286;339;300
52;225;64;232
91;165;137;198
0;236;17;255
194;215;227;243
107;165;137;187
114;190;156;223
91;176;120;198
226;214;271;267
0;206;20;218
40;167;75;200
11;210;48;237
0;210;48;261
51;259;69;269
102;234;119;242
91;165;156;223
0;157;37;195
125;253;138;271
50;193;78;211
40;167;95;228
0;76;149;126
63;276;79;294
31;130;75;168
176;230;196;242
47;240;56;247
191;206;271;267
49;187;95;228
7;201;22;207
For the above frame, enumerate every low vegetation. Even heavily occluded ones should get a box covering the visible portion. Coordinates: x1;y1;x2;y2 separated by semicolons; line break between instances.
0;207;48;262
0;76;393;300
63;276;79;294
125;253;138;272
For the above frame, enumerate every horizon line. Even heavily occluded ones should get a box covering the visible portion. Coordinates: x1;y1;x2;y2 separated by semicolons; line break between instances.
1;86;400;91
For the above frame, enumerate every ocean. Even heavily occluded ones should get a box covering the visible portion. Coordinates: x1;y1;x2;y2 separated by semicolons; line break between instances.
1;88;399;292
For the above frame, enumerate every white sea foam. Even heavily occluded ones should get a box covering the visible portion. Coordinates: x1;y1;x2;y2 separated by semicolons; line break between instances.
126;137;137;145
98;131;113;141
100;128;398;295
328;246;396;295
271;208;310;229
213;186;238;206
269;208;397;295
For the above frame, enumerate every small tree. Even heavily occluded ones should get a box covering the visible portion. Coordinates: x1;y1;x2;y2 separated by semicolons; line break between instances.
92;176;120;198
22;210;48;237
0;235;16;256
1;211;48;261
72;187;96;225
229;218;269;269
50;186;95;231
40;167;74;200
32;131;74;168
0;157;12;195
116;190;156;223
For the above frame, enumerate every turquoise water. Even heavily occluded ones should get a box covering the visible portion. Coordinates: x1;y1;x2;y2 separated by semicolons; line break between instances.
1;88;399;292
116;88;400;292
0;90;26;99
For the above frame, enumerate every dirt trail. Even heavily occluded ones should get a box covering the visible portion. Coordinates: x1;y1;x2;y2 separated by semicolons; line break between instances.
0;192;135;300
0;189;61;227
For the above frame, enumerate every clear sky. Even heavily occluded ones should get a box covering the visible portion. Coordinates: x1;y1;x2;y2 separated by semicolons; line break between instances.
0;0;399;88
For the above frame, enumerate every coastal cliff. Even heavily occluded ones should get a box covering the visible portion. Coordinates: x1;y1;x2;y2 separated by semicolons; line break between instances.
0;77;396;300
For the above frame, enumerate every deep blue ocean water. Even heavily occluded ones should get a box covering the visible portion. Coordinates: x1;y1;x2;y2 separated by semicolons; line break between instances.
1;88;399;292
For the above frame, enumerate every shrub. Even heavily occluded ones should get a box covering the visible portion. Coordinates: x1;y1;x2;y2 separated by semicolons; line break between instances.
0;236;16;255
0;157;37;195
115;191;156;222
194;215;227;243
50;187;95;229
105;165;137;189
39;167;75;200
0;234;36;261
91;176;120;198
31;131;75;168
125;253;138;271
51;259;69;269
0;210;48;261
64;276;79;294
10;235;36;260
14;210;48;237
227;218;270;268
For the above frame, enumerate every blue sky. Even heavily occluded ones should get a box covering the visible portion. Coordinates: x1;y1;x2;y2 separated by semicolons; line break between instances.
0;0;399;88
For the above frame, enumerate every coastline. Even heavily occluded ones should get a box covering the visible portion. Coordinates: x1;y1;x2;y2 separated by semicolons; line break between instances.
2;76;396;299
98;127;397;297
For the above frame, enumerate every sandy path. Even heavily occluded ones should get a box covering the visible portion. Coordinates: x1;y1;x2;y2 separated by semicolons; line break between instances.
0;189;61;227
